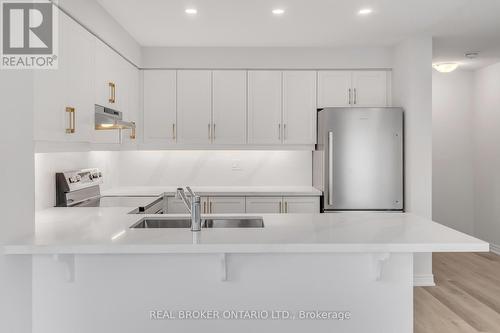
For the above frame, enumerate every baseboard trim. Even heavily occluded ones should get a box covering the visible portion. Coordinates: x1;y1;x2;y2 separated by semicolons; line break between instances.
490;243;499;255
413;274;435;287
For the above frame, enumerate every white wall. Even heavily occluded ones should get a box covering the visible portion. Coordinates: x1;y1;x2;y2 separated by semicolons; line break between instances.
142;46;393;69
54;0;142;66
432;70;475;235
35;151;312;209
473;62;500;248
116;151;312;187
392;36;434;286
0;71;34;333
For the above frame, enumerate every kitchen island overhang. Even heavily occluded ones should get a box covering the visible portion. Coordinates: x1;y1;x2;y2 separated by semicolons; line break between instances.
3;211;489;333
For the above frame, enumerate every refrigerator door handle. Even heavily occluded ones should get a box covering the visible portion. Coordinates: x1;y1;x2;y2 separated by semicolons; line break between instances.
328;131;334;205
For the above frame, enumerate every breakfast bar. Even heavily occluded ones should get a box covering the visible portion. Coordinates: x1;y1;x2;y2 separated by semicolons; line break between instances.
4;208;488;333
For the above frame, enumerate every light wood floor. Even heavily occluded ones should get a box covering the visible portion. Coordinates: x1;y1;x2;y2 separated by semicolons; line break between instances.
415;252;500;333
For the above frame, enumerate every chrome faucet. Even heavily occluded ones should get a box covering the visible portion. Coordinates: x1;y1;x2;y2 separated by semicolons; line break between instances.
176;186;202;232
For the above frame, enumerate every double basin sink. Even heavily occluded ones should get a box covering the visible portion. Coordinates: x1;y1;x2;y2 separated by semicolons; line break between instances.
131;217;264;229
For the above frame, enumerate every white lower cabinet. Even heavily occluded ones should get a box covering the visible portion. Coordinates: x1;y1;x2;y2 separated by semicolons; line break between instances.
245;197;283;214
204;197;246;214
282;197;320;213
167;196;319;214
246;196;320;214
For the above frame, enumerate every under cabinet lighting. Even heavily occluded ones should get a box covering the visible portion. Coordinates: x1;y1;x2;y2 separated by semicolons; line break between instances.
432;63;459;73
185;8;197;15
272;8;285;15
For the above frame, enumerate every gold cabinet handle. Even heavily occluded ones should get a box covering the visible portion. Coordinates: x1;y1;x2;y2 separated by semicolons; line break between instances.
354;88;357;105
213;123;216;141
108;82;116;103
210;201;213;214
348;88;352;105
279;201;282;214
65;107;75;134
203;201;207;214
130;122;136;139
285;201;288;213
172;123;176;141
208;123;211;140
284;124;287;141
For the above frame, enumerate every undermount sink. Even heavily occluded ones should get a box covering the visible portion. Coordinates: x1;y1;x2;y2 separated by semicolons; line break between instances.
203;218;264;228
130;217;264;229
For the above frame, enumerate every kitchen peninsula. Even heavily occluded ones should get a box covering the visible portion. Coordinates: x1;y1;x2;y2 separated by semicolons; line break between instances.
4;202;487;333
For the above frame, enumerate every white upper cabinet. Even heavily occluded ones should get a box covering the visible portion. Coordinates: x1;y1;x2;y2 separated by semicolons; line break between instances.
143;70;177;143
248;71;283;145
120;63;140;145
34;13;94;143
93;39;121;143
177;70;212;145
317;71;352;108
282;71;317;145
317;70;389;108
212;71;247;144
351;71;388;107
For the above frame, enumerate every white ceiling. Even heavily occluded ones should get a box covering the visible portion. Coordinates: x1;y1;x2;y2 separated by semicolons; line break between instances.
97;0;500;69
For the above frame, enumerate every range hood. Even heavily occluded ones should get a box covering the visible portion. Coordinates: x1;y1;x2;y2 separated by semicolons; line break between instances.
95;104;136;139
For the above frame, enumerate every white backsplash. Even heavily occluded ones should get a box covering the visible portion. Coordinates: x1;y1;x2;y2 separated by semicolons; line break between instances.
35;150;312;210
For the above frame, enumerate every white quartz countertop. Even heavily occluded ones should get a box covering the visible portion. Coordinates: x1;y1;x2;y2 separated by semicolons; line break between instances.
101;186;322;197
3;207;488;255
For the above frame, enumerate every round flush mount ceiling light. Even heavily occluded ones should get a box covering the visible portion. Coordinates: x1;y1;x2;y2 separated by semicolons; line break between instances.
358;8;373;15
465;52;479;59
185;8;198;15
432;63;459;73
272;8;285;15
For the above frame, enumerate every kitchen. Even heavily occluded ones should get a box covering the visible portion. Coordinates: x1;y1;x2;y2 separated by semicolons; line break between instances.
1;0;500;332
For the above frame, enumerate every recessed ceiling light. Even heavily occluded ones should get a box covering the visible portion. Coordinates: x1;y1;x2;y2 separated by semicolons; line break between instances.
185;8;197;15
358;8;373;15
432;63;459;73
272;8;285;15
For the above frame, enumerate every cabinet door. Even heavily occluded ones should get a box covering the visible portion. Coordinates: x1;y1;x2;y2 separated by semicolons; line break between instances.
351;71;387;107
33;13;67;142
177;70;212;144
283;197;320;213
34;13;93;143
143;70;177;143
317;71;352;108
93;39;120;143
64;13;94;143
245;197;283;214
121;64;140;145
208;197;245;214
212;71;247;144
283;71;317;145
248;71;282;145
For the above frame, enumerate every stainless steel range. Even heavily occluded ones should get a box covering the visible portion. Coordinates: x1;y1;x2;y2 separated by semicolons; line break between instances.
55;168;161;210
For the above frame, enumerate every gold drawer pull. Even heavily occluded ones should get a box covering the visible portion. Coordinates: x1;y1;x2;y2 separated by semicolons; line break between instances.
65;107;75;134
130;122;136;139
108;82;116;103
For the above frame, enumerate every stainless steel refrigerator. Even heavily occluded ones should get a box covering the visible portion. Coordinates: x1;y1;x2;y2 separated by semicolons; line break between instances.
313;107;404;212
